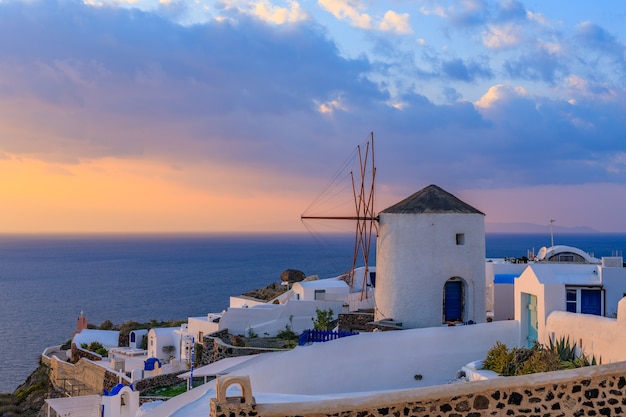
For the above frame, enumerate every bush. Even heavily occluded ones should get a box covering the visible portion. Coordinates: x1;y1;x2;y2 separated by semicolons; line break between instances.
483;337;601;376
99;320;114;330
517;346;561;375
483;341;514;375
276;325;298;341
550;336;577;362
80;341;108;357
312;308;334;331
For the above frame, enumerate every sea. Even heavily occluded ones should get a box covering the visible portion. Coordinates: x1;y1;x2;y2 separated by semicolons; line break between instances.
1;232;626;393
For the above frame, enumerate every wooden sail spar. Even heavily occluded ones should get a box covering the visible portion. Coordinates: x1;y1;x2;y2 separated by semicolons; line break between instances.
301;132;378;299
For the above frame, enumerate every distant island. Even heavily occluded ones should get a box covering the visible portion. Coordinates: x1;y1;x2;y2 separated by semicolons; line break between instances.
485;222;599;234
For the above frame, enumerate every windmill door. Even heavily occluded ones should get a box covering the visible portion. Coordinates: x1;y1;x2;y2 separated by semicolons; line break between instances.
444;279;464;323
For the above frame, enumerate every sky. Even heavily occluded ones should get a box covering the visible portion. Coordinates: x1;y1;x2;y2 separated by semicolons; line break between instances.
1;0;626;234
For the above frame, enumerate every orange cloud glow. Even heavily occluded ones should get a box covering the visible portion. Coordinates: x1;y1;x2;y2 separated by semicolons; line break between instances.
0;156;316;234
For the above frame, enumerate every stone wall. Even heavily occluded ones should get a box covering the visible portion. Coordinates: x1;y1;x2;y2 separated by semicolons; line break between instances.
201;330;284;366
200;330;231;366
48;356;109;396
338;311;374;332
71;343;103;363
134;371;187;392
46;351;134;396
210;361;626;417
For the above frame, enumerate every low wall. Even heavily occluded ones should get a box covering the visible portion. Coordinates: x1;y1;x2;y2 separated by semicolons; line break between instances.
546;302;626;363
338;311;374;332
218;300;344;336
48;356;108;396
47;353;131;396
71;343;103;362
211;361;626;417
201;331;285;366
134;371;187;392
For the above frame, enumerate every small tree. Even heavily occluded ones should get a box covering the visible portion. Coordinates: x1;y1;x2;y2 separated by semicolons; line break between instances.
312;308;334;331
99;320;114;330
81;341;108;357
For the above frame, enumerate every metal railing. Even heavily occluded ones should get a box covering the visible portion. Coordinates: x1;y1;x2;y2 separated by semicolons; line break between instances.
298;330;358;346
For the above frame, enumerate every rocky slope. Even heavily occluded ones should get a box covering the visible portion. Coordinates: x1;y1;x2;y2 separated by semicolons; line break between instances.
0;362;61;417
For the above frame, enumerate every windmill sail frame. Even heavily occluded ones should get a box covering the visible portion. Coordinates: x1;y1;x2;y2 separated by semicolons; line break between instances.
301;132;378;299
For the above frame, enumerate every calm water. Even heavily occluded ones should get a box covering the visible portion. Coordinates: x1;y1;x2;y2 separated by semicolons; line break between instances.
1;232;625;392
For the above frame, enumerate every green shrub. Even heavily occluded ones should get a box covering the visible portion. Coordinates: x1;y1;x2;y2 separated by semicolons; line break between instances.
99;320;114;330
312;308;334;331
550;336;577;362
484;337;601;376
517;346;561;375
80;341;108;357
276;325;298;341
483;341;513;375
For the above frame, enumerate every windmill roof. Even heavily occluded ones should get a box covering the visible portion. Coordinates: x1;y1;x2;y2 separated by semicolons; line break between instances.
381;184;484;215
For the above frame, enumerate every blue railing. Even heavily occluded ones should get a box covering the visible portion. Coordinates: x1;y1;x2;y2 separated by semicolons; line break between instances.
298;329;359;346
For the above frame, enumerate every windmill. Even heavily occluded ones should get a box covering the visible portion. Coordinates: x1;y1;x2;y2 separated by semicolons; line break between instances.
301;132;379;299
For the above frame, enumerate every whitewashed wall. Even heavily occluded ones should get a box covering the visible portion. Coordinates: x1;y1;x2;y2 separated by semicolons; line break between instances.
599;262;626;318
486;261;527;321
229;296;267;308
218;300;344;336
514;269;564;346
546;298;626;363
227;320;520;395
375;212;486;328
292;279;349;301
128;329;148;349
187;316;220;342
147;328;180;362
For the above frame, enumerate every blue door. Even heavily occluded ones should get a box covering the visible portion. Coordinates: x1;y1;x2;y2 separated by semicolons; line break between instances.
444;280;463;322
527;294;538;347
581;290;602;315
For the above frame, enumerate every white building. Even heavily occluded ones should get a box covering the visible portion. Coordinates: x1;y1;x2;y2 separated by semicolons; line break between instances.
46;383;140;417
57;183;626;417
187;314;221;345
485;260;527;321
147;327;182;363
189;269;374;338
514;256;626;348
73;329;120;350
128;329;148;349
375;184;486;328
292;278;349;301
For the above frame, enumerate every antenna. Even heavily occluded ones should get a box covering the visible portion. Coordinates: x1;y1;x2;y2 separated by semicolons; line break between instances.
549;219;555;248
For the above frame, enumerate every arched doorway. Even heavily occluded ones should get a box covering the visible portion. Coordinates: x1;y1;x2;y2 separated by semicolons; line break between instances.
443;278;465;323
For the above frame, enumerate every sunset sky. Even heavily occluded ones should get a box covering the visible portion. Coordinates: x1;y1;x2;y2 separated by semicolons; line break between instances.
1;0;626;234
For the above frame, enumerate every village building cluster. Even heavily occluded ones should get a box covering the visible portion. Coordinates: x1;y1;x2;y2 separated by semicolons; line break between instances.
43;185;626;417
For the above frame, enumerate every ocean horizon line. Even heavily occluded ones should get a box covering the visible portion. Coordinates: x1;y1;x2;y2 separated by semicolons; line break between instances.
1;231;626;238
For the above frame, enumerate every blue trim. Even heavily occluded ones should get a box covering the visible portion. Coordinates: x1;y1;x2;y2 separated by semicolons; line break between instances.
494;273;518;284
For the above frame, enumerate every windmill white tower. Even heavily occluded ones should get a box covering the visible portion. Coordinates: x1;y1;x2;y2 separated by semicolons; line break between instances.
374;185;486;328
303;138;487;328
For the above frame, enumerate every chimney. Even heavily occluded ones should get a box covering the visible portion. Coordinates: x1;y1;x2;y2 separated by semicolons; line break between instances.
76;310;88;334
